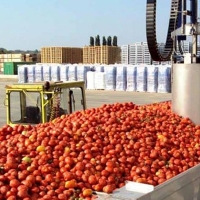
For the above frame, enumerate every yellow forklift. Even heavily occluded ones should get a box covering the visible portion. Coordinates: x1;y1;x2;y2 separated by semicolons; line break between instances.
4;81;87;126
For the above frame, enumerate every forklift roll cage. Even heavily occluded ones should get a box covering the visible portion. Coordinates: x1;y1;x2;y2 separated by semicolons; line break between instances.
4;81;87;126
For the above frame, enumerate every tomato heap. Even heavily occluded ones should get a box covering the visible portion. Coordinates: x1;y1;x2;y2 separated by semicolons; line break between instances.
0;101;200;199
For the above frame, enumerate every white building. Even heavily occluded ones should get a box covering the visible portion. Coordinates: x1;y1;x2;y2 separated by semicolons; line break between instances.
121;42;152;65
121;45;129;64
143;42;151;64
121;41;192;65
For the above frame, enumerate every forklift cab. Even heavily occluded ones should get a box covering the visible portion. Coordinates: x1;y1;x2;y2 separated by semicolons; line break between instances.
5;81;87;126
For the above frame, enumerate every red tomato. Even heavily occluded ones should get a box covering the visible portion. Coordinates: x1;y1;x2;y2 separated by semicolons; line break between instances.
82;188;93;197
88;175;98;185
103;184;115;193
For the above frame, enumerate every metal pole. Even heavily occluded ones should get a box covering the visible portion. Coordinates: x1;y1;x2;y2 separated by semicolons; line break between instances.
191;0;198;63
181;0;186;34
192;34;197;63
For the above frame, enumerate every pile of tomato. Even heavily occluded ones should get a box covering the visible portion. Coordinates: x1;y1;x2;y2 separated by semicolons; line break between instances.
0;101;200;199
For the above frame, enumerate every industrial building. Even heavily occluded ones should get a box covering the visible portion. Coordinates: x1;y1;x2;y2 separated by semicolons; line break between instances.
41;47;83;64
83;46;121;64
0;53;40;72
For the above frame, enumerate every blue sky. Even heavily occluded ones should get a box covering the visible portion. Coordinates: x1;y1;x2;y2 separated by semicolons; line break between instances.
0;0;172;50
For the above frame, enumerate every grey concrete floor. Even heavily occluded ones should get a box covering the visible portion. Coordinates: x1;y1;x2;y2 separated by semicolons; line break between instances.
0;79;171;127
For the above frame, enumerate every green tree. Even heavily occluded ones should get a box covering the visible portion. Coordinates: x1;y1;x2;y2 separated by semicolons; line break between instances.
0;48;7;53
95;36;98;46
107;36;112;46
102;36;107;46
96;35;100;46
90;36;94;46
112;36;118;46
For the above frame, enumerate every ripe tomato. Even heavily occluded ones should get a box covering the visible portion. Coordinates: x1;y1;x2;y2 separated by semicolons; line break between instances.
82;188;93;197
65;179;77;189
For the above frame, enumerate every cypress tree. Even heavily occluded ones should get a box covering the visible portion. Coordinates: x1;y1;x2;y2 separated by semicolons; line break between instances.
102;36;107;46
112;36;118;46
107;36;112;46
96;35;100;46
90;36;94;46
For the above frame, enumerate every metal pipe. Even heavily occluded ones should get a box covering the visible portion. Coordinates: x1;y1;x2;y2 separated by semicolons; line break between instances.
190;0;197;24
190;0;198;63
180;0;186;35
183;0;186;25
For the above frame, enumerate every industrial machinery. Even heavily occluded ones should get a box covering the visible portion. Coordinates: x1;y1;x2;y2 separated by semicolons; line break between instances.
147;0;200;125
138;0;200;200
4;81;86;126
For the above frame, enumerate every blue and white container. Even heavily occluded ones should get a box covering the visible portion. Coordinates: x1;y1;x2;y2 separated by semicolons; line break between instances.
77;65;90;82
35;65;43;82
158;65;171;93
51;64;60;82
147;65;158;92
27;65;35;83
43;64;51;81
68;64;77;81
136;65;147;92
60;65;69;81
18;65;28;83
104;66;117;91
126;65;137;91
79;65;90;87
95;64;105;72
116;66;127;91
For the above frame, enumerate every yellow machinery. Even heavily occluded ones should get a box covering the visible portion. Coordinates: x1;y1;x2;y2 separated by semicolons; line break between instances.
4;81;86;125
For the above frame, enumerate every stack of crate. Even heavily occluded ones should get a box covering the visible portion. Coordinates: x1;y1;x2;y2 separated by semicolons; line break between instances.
95;46;102;64
107;46;121;64
83;46;121;64
72;48;83;64
100;46;108;64
83;46;95;64
41;47;83;64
